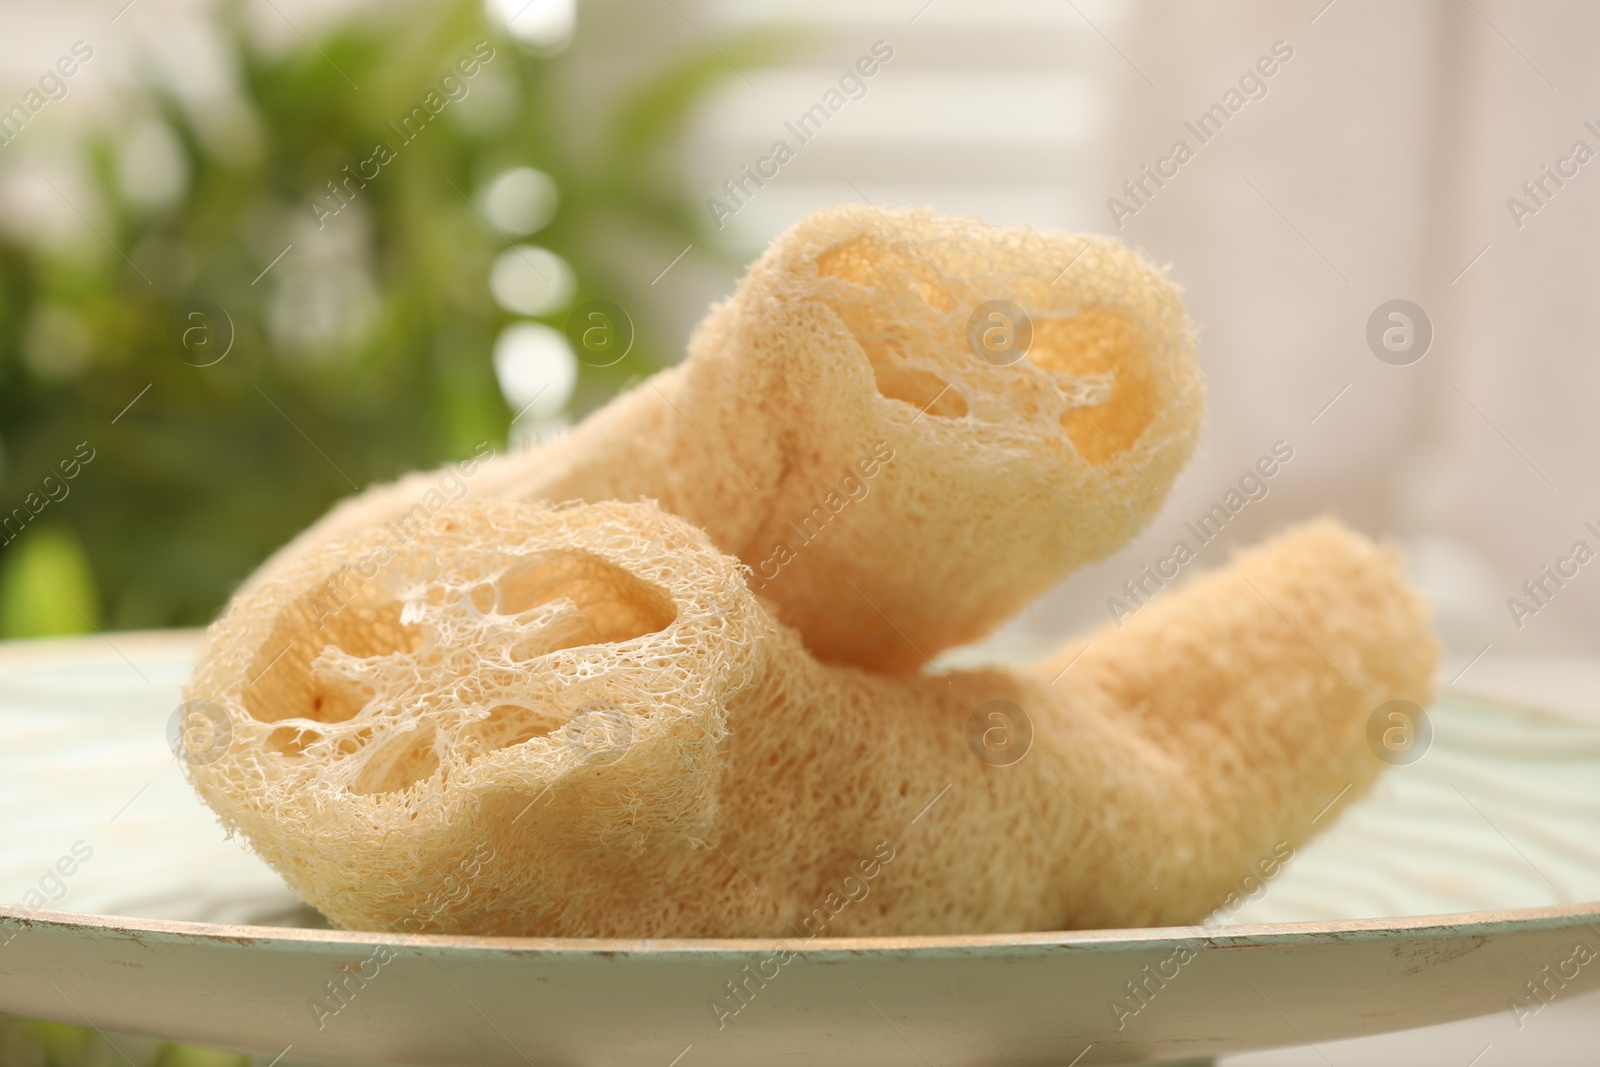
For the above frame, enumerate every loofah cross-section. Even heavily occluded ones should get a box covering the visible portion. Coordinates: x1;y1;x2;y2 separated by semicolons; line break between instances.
186;501;1437;938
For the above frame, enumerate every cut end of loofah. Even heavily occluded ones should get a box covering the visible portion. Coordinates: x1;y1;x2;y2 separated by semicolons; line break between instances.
184;500;769;934
789;207;1199;474
702;204;1206;669
807;223;1173;463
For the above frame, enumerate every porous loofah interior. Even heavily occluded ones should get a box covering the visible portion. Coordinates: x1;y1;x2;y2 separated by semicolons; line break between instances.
809;226;1175;467
236;547;679;796
1031;307;1154;463
184;501;767;934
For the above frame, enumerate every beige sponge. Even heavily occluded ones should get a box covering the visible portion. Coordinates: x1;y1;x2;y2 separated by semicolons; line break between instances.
255;204;1205;672
185;501;1436;938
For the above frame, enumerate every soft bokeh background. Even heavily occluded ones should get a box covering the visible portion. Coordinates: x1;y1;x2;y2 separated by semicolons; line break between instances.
4;0;1600;1061
6;0;1598;675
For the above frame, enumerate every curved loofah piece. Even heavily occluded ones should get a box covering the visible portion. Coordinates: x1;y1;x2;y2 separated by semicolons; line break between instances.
253;204;1205;672
187;501;1437;938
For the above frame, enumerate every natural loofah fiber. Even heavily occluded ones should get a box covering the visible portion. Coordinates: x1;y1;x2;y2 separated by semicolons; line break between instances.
186;501;1437;937
254;204;1205;672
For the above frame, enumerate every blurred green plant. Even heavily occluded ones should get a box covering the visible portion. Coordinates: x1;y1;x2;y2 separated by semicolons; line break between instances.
0;1014;252;1067
0;0;779;638
0;526;100;637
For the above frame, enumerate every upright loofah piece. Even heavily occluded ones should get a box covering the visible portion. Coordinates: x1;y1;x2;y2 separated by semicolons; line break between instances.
253;205;1205;671
186;501;1436;938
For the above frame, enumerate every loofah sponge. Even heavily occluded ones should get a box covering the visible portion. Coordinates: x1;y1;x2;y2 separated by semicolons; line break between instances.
185;501;1437;937
253;204;1205;672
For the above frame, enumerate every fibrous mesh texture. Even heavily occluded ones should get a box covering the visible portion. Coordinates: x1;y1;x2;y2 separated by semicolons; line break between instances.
187;501;766;934
251;204;1205;672
187;502;1437;938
